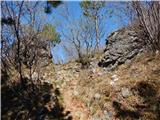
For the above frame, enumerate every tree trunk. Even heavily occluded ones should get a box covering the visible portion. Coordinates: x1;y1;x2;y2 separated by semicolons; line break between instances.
95;16;100;52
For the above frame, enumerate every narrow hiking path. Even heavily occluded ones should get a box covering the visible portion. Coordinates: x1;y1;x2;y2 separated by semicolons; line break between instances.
62;84;90;120
54;64;90;120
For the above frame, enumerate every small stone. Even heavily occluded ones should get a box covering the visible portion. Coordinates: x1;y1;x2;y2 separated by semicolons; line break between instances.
156;50;159;54
121;87;132;98
7;111;13;116
91;116;101;120
92;68;96;73
32;72;38;81
56;85;60;88
97;72;103;76
94;93;101;100
73;90;79;96
111;74;118;81
125;59;131;65
103;110;112;120
45;79;52;84
110;81;115;86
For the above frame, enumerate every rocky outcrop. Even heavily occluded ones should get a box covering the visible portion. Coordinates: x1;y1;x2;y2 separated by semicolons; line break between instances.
98;27;144;70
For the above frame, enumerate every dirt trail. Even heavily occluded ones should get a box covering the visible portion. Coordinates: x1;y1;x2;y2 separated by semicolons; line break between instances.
54;65;90;120
61;80;90;120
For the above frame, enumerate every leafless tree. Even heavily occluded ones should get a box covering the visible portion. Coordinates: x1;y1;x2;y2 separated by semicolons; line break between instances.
62;17;95;62
54;4;97;65
132;1;160;51
1;1;55;81
80;1;106;51
1;1;25;81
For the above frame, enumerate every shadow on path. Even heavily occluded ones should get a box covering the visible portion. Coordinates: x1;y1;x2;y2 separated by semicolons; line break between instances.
1;72;72;120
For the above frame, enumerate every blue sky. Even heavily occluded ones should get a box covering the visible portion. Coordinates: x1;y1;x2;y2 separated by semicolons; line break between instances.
2;1;130;64
46;1;129;63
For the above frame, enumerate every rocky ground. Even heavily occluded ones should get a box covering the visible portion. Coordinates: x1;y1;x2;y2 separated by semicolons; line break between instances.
46;52;160;120
3;52;160;120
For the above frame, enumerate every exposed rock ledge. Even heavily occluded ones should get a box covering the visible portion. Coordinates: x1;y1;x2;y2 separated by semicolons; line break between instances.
98;27;144;70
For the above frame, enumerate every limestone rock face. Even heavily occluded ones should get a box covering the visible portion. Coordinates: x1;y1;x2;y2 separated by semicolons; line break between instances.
98;27;143;70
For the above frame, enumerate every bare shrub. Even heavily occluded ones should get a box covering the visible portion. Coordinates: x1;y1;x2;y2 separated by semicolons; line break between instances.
132;1;160;51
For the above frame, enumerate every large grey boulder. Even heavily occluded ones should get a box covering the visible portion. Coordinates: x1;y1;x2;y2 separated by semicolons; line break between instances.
98;27;143;70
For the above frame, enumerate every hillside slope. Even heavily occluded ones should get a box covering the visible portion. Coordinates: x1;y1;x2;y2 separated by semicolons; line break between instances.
2;26;160;120
52;52;160;120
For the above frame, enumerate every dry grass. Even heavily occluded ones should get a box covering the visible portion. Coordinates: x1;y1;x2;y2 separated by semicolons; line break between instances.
74;52;160;119
8;52;160;119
